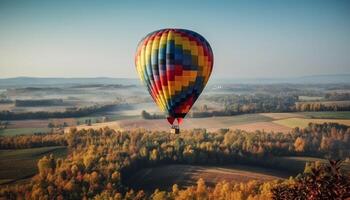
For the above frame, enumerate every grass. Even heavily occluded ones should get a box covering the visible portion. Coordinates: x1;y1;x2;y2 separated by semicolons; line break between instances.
125;164;288;191
298;96;324;101
106;114;139;121
0;146;67;185
259;113;304;120
76;116;103;124
125;157;350;192
76;114;138;124
273;118;350;128
0;127;51;136
107;113;274;132
301;111;350;119
230;122;292;133
210;114;273;126
275;156;350;173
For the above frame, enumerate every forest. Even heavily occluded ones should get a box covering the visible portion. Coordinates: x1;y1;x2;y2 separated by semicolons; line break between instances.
15;99;65;107
0;123;349;199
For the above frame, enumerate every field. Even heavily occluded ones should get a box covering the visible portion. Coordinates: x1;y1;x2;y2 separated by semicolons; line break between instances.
0;146;67;185
125;157;350;192
273;117;350;128
0;127;51;136
71;114;276;132
259;112;305;120
69;111;350;134
3;111;350;136
298;96;324;101
229;122;292;133
301;111;350;119
0;114;137;136
125;164;289;191
0;103;12;111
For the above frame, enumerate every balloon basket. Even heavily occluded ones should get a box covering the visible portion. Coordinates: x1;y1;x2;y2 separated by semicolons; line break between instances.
171;125;180;134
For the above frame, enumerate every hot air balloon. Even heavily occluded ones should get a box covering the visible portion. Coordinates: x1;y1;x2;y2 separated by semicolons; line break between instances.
135;28;213;133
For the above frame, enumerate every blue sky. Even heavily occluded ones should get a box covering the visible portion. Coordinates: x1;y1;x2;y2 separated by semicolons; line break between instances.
0;0;349;78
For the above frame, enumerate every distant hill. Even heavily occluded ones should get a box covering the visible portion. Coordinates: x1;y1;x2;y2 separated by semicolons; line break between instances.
0;77;139;87
0;74;349;87
292;74;350;84
210;74;350;84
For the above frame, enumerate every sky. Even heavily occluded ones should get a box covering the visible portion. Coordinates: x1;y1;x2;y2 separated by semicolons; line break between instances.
0;0;349;79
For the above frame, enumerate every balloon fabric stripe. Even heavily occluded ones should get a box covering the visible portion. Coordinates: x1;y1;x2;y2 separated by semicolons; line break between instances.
135;28;213;124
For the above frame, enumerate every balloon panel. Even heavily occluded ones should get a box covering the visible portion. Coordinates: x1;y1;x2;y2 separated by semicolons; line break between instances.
135;29;213;119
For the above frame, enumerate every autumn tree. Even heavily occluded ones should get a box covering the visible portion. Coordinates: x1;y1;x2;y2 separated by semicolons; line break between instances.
294;137;306;152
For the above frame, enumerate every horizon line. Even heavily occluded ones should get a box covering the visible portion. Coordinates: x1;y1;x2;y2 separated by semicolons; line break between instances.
0;73;350;80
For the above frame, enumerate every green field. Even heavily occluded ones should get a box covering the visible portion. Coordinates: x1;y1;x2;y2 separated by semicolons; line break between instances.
0;127;51;136
76;114;138;125
0;146;67;185
302;111;350;119
106;114;139;121
273;117;350;128
210;113;273;126
298;96;324;101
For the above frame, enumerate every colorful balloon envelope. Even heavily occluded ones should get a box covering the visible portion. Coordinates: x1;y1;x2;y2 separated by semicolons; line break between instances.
135;28;213;125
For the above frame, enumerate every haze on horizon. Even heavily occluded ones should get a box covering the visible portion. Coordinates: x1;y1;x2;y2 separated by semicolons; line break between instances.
0;0;349;79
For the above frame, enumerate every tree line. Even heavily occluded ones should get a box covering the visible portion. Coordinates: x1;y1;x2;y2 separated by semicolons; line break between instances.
325;92;350;101
190;94;350;117
15;99;64;107
141;110;165;119
0;103;124;120
295;102;350;112
0;132;66;149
